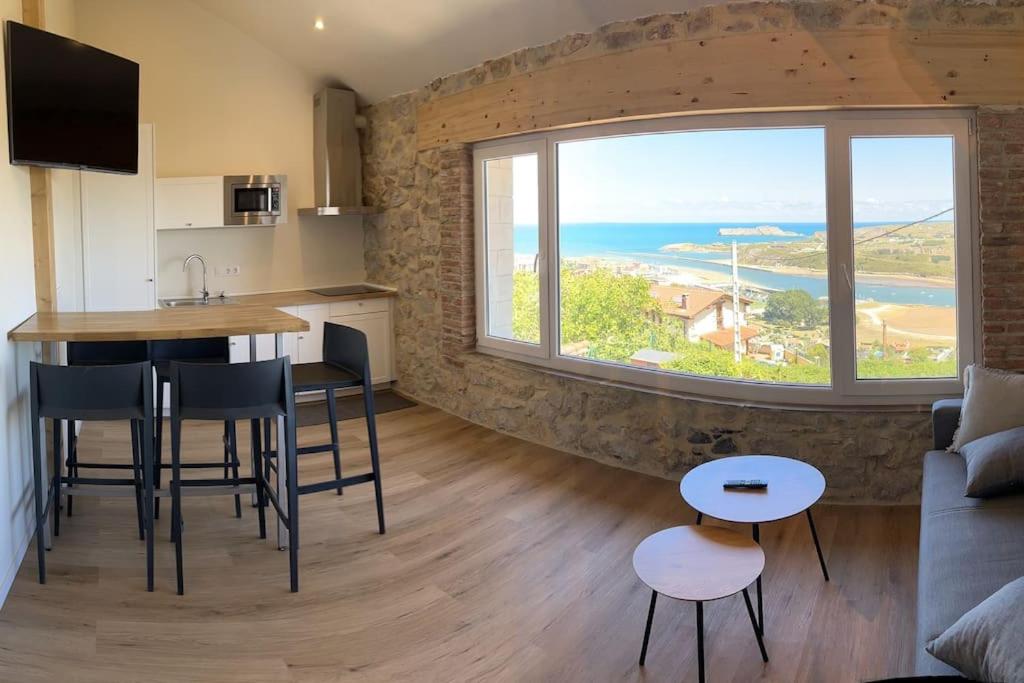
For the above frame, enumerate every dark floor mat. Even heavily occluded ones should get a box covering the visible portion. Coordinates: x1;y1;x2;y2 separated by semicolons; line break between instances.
296;389;416;427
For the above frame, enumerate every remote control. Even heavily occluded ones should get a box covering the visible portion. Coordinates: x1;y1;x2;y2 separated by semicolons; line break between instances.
723;479;768;490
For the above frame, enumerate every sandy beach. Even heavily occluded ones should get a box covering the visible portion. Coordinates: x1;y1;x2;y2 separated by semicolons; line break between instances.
703;259;955;289
561;254;956;292
855;301;956;347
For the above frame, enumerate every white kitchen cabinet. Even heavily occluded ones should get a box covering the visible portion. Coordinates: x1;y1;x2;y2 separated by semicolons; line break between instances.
229;333;275;363
328;298;389;317
228;299;393;386
155;176;223;230
330;310;393;385
229;307;300;363
81;124;156;311
295;304;330;364
277;306;300;361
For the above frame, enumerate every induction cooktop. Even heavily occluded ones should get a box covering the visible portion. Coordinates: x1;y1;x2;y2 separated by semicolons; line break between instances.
308;284;389;296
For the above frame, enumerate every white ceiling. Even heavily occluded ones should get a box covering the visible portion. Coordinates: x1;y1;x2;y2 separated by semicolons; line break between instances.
192;0;726;103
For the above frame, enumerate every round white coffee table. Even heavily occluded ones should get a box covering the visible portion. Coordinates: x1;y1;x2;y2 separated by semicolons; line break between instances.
680;455;829;634
633;526;768;683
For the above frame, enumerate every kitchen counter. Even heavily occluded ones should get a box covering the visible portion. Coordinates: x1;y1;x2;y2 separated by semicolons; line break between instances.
230;284;396;308
8;305;309;342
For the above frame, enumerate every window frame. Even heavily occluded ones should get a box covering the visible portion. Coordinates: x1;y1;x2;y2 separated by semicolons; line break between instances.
473;109;978;407
473;139;550;358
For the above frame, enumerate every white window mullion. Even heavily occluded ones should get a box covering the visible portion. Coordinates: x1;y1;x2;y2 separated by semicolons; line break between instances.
544;138;560;361
953;121;980;381
825;121;856;397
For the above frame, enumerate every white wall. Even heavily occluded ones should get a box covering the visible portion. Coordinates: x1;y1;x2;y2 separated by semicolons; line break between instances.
43;1;85;313
0;0;44;609
76;0;366;299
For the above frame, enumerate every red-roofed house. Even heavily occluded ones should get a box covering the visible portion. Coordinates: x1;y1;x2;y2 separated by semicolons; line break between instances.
650;285;759;353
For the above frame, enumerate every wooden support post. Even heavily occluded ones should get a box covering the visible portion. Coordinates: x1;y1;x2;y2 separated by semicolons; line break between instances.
21;0;43;28
29;167;56;314
22;0;57;317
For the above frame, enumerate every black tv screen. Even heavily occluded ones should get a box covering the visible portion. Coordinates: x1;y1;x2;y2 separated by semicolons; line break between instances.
4;21;139;174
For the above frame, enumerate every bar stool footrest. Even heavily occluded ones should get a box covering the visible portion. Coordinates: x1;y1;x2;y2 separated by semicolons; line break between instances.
67;462;137;470
296;444;336;456
297;472;374;496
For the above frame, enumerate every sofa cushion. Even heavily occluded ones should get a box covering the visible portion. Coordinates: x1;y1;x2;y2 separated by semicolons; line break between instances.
959;426;1024;498
916;450;1024;676
927;576;1024;682
951;365;1024;451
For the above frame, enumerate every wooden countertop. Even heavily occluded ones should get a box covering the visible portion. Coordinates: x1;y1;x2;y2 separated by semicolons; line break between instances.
8;305;309;342
231;287;396;308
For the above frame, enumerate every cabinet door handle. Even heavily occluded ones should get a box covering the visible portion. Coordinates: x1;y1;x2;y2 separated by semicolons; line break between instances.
145;278;154;282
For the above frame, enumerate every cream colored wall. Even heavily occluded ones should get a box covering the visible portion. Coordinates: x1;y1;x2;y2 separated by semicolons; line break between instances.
0;0;44;608
41;0;85;312
76;0;366;298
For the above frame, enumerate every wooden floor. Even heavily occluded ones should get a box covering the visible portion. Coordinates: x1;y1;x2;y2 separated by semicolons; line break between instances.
0;404;919;682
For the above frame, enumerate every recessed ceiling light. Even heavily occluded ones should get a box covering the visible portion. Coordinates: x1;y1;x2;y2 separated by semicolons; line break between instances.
314;18;325;30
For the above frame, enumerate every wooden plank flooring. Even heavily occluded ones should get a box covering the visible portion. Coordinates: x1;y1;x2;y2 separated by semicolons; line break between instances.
0;404;919;682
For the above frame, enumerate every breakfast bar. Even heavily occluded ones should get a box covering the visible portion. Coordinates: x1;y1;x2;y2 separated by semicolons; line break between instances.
7;304;310;551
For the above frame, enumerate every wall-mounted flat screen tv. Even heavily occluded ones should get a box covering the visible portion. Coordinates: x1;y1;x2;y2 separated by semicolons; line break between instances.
4;21;139;174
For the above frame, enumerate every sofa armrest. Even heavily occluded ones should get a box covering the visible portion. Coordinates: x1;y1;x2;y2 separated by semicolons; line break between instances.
932;399;963;451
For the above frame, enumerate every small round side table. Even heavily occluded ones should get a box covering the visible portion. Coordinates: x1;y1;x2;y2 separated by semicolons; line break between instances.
633;525;768;683
680;454;829;635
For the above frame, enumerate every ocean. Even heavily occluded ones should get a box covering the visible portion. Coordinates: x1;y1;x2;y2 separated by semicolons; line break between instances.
513;222;956;307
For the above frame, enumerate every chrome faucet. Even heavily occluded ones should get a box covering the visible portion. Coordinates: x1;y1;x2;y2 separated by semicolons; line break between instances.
183;253;209;303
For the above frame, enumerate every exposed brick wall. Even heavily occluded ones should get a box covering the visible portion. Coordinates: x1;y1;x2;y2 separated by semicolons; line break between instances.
978;108;1024;371
438;144;476;359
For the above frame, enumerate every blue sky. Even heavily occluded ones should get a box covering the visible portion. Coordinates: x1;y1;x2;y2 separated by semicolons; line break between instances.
512;128;955;224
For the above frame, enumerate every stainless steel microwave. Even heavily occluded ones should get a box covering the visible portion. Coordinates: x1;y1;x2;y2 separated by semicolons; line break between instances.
223;175;287;226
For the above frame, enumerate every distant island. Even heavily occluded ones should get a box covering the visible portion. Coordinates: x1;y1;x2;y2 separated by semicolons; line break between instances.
660;242;730;253
659;227;802;250
656;221;956;282
718;225;800;237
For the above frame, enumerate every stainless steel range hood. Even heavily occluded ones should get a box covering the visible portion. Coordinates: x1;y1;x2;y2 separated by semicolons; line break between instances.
298;88;376;216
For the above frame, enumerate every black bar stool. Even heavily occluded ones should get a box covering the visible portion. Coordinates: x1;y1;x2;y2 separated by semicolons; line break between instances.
65;341;150;527
287;322;385;534
29;361;155;590
150;338;239;519
168;357;298;594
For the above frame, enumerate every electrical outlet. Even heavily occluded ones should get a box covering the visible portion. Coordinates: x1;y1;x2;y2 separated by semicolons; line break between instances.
222;265;241;277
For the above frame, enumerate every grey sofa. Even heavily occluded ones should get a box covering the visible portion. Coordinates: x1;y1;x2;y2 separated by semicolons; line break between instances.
916;399;1024;676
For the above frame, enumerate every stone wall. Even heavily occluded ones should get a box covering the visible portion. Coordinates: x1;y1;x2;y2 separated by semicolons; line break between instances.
361;1;1024;503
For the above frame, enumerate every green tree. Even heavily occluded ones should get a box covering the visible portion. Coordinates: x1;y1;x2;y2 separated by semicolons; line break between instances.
512;271;540;343
514;266;955;386
662;340;831;385
763;289;827;329
559;268;660;362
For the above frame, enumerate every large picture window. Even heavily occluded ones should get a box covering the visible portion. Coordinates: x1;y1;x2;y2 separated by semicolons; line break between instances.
474;111;976;405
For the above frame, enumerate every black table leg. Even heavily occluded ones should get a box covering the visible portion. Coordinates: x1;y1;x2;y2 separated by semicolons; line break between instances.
696;600;705;683
638;590;657;665
806;508;830;581
695;511;703;525
742;587;769;662
752;522;763;635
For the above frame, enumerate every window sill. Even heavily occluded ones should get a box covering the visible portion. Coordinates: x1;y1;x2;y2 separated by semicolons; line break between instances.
470;345;959;414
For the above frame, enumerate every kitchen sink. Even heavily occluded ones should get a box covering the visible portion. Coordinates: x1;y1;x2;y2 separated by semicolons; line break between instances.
160;296;237;308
